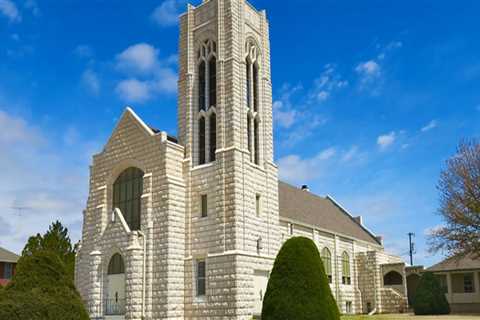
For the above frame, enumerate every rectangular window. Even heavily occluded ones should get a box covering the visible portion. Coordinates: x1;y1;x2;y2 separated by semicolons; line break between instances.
464;273;475;293
256;194;261;217
196;260;206;297
201;195;208;218
346;301;352;314
289;223;293;235
4;263;12;280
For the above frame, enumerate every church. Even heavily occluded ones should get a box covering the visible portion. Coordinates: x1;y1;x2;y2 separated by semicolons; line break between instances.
75;0;408;319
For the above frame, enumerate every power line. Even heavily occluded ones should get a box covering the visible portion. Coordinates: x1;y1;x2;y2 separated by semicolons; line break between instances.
10;206;32;217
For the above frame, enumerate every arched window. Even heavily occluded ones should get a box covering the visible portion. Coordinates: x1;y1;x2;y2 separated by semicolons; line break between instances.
197;39;217;165
247;113;252;157
254;118;260;165
209;113;216;162
108;253;125;275
253;63;259;112
246;59;251;109
198;61;206;111
199;117;206;165
113;167;144;231
209;56;217;108
384;271;403;286
342;251;351;285
321;248;332;283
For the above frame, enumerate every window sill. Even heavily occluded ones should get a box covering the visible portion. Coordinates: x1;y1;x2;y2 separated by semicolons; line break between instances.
192;162;215;171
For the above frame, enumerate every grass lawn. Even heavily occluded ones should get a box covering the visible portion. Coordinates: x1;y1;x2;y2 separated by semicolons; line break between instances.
342;314;480;320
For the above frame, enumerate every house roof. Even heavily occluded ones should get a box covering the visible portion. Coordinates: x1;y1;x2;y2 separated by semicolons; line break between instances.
0;247;20;263
278;181;381;246
427;254;480;272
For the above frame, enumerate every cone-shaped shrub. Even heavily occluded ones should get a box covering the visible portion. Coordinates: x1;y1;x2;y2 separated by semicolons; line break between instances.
413;272;450;315
262;237;340;320
0;250;89;320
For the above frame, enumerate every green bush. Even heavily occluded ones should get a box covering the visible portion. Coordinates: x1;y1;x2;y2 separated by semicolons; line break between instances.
0;251;89;320
262;237;340;320
413;272;450;315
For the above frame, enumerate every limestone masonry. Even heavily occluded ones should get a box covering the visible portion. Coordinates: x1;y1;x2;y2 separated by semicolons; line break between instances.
75;0;408;319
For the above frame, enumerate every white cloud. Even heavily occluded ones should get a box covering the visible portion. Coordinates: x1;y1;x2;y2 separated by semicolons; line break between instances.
116;43;160;75
421;120;438;132
273;100;297;129
0;0;21;22
356;60;381;78
0;109;98;253
377;131;396;150
116;79;151;103
310;64;348;103
114;43;178;103
81;69;100;95
151;0;185;27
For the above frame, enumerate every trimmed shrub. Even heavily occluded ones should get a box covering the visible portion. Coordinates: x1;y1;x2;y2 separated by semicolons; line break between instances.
262;237;340;320
0;250;89;320
413;272;450;315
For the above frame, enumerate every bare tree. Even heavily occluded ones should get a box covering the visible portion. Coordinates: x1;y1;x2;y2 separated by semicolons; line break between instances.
429;140;480;258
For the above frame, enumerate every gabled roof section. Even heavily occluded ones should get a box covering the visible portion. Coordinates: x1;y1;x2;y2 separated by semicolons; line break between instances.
0;247;20;263
278;181;382;245
427;254;480;272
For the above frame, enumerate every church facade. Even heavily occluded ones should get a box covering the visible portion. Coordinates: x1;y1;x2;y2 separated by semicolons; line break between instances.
75;0;408;319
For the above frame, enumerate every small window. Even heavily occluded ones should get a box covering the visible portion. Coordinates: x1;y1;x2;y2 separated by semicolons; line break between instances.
289;223;294;235
4;263;13;279
199;117;206;165
254;118;260;165
346;301;352;314
201;195;208;218
196;260;206;297
209;113;217;162
255;194;261;216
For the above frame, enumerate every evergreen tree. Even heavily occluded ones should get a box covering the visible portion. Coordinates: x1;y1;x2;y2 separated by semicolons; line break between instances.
262;237;340;320
413;272;450;315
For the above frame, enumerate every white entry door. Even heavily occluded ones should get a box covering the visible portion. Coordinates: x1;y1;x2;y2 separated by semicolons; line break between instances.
106;274;125;316
253;270;270;316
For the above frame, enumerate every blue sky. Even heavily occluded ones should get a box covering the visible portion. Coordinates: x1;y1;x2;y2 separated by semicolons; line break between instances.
1;0;480;267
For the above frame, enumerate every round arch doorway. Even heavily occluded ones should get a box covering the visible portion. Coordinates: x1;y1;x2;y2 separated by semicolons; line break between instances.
106;253;126;317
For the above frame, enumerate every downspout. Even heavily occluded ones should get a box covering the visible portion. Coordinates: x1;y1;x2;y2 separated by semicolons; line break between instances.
138;231;147;320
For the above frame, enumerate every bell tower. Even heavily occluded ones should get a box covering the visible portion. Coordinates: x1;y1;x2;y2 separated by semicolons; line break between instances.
178;0;280;318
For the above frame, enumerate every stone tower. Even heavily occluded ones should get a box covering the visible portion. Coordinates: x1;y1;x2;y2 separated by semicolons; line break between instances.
178;0;280;317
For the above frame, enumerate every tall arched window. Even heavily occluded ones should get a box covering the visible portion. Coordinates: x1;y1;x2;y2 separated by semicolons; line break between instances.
108;253;125;275
209;113;216;162
199;116;206;165
253;63;259;112
113;167;144;231
254;118;260;165
198;61;206;111
321;248;332;284
342;251;351;285
245;40;261;165
209;56;217;108
197;39;217;165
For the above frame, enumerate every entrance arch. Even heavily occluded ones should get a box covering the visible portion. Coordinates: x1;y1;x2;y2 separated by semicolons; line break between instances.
106;253;126;316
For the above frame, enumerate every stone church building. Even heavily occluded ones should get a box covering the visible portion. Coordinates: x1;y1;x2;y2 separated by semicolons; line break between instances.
75;0;408;319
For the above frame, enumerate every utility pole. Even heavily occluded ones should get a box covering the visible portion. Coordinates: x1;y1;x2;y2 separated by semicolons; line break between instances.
408;232;415;266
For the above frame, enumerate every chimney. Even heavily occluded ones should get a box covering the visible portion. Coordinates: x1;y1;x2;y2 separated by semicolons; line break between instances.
375;236;384;246
354;216;363;226
301;185;310;192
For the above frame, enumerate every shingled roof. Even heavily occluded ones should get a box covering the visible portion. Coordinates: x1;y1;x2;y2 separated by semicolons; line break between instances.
278;181;381;245
427;254;480;272
0;247;20;263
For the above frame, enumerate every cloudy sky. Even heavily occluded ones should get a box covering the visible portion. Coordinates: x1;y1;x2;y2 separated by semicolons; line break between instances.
1;0;480;266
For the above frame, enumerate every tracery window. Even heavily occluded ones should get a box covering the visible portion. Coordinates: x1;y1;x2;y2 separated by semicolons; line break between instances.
197;39;217;165
245;40;261;165
321;248;333;284
113;167;143;231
